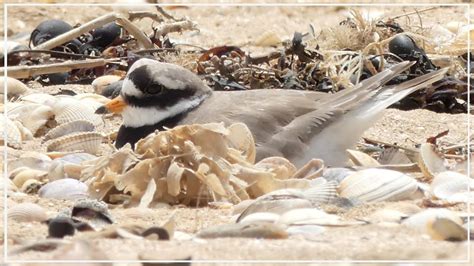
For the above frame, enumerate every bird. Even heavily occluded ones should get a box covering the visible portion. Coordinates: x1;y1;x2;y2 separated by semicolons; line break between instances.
96;58;446;167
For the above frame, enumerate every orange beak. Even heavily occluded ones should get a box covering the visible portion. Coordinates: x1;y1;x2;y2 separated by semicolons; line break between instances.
95;95;127;114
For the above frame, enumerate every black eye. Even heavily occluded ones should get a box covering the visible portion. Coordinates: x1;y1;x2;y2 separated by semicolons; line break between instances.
145;83;164;94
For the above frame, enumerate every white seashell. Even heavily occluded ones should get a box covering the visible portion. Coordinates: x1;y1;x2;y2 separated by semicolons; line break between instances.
46;132;103;155
0;116;22;148
278;208;342;226
74;93;111;105
11;168;47;188
0;177;18;192
427;217;468;241
238;212;280;224
8;103;54;135
431;171;473;203
347;149;380;167
402;208;463;236
367;209;407;224
38;178;89;200
338;169;419;202
0;76;29;98
8;203;48;222
51;98;103;127
92;75;122;94
8;152;52;173
20;93;57;105
13;121;34;140
418;143;448;180
286;225;326;236
322;167;354;184
43;120;95;142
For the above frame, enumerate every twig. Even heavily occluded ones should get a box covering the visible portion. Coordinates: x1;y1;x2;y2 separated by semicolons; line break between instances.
128;11;164;23
0;59;114;79
8;49;100;59
153;19;198;39
33;13;153;50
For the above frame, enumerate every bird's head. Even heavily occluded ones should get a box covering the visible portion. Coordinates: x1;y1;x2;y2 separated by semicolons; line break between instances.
96;58;212;127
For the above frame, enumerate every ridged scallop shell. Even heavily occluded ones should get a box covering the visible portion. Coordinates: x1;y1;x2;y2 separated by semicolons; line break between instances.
0;76;29;97
46;132;103;155
418;143;448;180
43;120;95;142
52;98;103;127
92;75;122;94
38;178;89;200
8;103;54;135
8;203;48;222
0;116;22;148
337;169;418;202
431;171;473;203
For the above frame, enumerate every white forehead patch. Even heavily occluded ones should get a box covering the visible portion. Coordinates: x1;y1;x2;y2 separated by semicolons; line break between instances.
121;78;143;97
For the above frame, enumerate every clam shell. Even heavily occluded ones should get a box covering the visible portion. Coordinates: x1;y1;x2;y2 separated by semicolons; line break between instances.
238;212;280;224
51;98;103;127
0;76;29;97
20;92;56;105
8;152;52;173
44;120;95;142
347;149;380;167
337;169;418;202
46;132;103;155
38;178;89;200
402;208;463;235
11;168;47;188
8;203;48;222
427;217;468;241
431;171;473;203
278;208;342;226
418;143;448;180
92;75;122;94
13;104;54;135
0;116;22;148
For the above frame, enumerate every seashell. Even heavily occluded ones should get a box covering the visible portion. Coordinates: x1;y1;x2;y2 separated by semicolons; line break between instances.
255;157;297;180
0;177;18;192
347;149;380;167
20;179;43;194
13;121;34;140
8;152;52;173
8;203;48;222
74;93;111;105
322;167;354;184
303;179;339;205
51;97;103;126
286;225;326;236
43;120;95;142
8;103;54;130
58;152;98;164
0;76;29;98
0;116;22;148
197;222;288;239
239;212;280;224
92;75;122;94
71;199;114;231
46;132;103;155
431;171;473;203
38;178;89;200
402;208;463;236
227;122;256;163
337;169;419;202
418;143;448;180
11;168;47;188
427;217;468;241
278;208;342;226
20;92;57;105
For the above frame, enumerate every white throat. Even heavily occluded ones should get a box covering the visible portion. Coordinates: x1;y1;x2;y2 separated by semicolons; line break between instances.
121;95;207;128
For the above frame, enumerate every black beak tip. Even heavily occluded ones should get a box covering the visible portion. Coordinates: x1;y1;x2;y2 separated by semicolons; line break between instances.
95;106;109;114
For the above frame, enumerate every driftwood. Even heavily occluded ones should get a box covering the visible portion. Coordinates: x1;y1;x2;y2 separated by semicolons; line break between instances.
0;59;114;79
